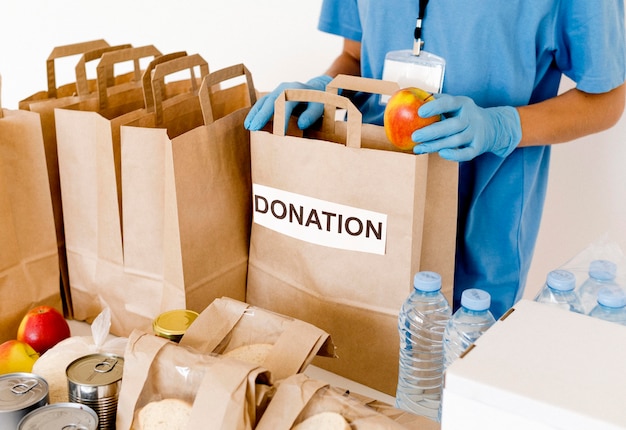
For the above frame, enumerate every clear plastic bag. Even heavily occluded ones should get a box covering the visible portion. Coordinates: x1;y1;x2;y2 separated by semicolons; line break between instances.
558;234;626;290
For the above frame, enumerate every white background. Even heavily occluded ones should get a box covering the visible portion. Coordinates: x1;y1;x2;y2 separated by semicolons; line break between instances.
1;1;625;297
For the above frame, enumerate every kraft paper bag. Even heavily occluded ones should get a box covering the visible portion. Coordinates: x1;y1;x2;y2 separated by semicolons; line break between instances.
19;39;111;108
180;296;335;383
256;373;423;430
348;392;441;430
119;62;257;325
246;76;457;396
54;46;199;335
18;41;137;317
116;330;271;430
0;74;61;342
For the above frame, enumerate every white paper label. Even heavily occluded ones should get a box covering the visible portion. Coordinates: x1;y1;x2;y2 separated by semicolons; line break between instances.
252;184;387;255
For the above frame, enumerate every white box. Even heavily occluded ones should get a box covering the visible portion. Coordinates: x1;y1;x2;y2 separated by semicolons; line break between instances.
441;299;626;430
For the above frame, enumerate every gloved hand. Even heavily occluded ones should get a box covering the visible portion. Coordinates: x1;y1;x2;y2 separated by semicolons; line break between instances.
411;94;522;162
244;75;333;131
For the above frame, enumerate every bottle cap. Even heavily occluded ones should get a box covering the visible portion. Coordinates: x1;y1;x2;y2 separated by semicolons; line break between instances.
546;269;576;291
460;288;491;311
597;286;626;308
589;259;617;281
413;271;442;292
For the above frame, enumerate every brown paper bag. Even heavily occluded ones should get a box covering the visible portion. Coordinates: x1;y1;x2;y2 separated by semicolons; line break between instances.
0;74;61;341
19;39;111;107
246;76;458;396
256;373;422;429
18;41;137;317
180;297;335;382
348;392;441;430
119;62;257;325
54;46;199;334
116;330;271;430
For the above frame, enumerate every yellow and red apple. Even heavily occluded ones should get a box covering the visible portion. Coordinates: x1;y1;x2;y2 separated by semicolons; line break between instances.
0;340;40;375
384;87;440;150
17;305;71;355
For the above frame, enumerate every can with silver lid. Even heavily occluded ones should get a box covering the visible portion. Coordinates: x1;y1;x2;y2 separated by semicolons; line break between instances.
18;402;98;430
153;309;199;342
0;372;49;429
67;353;123;430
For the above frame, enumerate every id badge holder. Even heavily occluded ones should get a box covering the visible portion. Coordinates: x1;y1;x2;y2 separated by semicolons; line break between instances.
381;17;445;103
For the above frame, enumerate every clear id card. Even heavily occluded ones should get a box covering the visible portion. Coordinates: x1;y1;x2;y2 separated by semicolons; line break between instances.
381;49;445;103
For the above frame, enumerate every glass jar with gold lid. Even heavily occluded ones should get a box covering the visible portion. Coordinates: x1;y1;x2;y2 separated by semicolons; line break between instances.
152;309;199;343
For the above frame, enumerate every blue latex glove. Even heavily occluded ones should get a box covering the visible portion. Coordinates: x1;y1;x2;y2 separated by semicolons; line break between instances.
244;75;333;131
411;94;522;162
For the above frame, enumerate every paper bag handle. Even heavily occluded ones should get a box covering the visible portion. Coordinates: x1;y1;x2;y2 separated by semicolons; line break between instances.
179;297;250;353
96;45;162;110
151;53;210;125
115;331;171;430
326;74;400;97
198;63;257;125
324;74;401;138
46;39;110;98
189;359;267;429
141;51;188;113
74;44;133;96
253;374;328;430
273;88;362;148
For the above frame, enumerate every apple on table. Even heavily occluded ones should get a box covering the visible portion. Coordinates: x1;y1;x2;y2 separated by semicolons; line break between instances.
17;305;71;355
0;306;71;375
0;339;40;374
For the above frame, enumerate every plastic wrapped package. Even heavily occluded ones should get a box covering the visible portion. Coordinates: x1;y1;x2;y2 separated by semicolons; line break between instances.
256;373;434;430
179;297;335;383
116;330;271;430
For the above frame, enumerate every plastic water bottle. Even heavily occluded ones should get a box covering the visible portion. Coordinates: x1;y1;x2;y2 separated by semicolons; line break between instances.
442;289;496;372
589;285;626;325
577;260;619;315
395;271;451;421
534;269;584;314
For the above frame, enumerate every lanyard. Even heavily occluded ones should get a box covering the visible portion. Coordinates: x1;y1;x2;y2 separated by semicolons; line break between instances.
413;0;430;55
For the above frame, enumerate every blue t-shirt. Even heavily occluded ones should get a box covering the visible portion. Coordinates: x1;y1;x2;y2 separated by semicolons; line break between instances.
318;0;626;318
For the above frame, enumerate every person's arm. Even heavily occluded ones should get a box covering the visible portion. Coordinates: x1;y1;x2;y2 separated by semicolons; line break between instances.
245;38;362;131
325;38;362;78
412;83;625;161
517;83;625;146
336;38;625;146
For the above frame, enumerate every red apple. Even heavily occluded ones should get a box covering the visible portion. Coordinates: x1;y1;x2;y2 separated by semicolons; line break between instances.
0;340;40;375
384;87;440;150
17;305;71;354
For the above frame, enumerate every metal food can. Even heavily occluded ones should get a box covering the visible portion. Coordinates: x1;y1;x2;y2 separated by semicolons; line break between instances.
66;353;123;430
18;402;98;430
153;309;199;342
0;372;49;429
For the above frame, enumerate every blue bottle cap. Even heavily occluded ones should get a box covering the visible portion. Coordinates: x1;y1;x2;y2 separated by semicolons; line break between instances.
413;271;442;292
589;259;617;281
546;270;576;292
460;289;491;311
597;286;626;308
